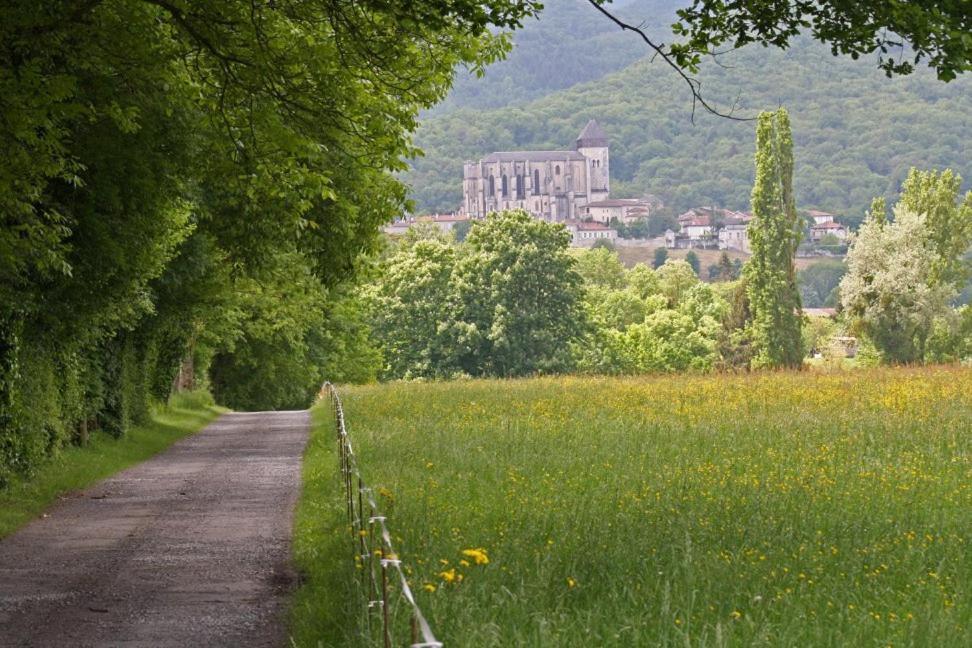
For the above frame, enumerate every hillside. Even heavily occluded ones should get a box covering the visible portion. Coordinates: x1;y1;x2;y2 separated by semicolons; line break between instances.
431;0;678;115
407;28;972;224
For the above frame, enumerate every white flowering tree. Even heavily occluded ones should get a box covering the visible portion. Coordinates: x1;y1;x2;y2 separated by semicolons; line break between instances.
839;206;955;363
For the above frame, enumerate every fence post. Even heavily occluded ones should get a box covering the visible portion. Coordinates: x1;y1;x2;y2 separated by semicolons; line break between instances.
323;382;442;648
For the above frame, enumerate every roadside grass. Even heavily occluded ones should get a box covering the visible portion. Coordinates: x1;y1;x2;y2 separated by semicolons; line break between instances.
291;367;972;646
0;390;225;539
290;404;361;647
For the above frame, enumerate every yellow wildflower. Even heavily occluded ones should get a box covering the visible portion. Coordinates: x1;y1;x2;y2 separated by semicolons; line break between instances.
439;568;457;583
423;583;436;593
566;577;577;589
461;548;489;565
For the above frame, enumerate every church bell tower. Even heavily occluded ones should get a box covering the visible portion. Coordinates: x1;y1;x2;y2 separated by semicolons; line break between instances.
576;119;609;202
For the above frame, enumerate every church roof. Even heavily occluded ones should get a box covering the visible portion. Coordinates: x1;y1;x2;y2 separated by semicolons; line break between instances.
576;119;608;148
482;150;586;163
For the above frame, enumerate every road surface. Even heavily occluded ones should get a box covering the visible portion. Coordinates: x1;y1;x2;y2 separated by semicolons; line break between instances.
0;410;309;647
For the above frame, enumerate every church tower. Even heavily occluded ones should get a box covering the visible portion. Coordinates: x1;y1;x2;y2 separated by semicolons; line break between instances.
576;119;609;202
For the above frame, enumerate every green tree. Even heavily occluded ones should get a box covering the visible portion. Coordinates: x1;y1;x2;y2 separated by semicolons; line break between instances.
839;169;972;363
627;263;661;299
713;251;737;281
368;240;458;379
840;205;953;363
653;247;669;269
667;0;972;81
798;260;847;308
685;250;701;275
657;259;700;307
897;169;972;287
448;211;585;376
0;0;540;480
576;247;627;289
745;109;804;369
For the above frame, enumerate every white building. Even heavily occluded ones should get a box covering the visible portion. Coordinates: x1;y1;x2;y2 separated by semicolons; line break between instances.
810;220;849;241
584;197;660;224
566;219;617;247
460;120;610;221
718;223;750;253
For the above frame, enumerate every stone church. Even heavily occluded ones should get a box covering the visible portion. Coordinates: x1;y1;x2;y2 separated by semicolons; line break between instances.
460;120;610;221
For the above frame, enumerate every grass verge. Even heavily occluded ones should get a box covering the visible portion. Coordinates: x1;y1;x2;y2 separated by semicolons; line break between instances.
0;390;225;539
291;367;972;647
289;402;362;647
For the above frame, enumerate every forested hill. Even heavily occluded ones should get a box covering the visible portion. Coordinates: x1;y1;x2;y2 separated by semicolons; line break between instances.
430;0;677;115
407;23;972;224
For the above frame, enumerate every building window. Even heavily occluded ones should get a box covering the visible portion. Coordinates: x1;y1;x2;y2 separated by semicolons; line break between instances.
488;175;495;196
516;174;525;199
555;165;560;175
501;174;508;197
533;169;540;194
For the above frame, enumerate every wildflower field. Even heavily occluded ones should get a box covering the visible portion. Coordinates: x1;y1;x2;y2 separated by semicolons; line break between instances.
291;367;972;647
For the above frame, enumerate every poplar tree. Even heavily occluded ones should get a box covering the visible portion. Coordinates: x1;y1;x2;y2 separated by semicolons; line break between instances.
745;109;804;369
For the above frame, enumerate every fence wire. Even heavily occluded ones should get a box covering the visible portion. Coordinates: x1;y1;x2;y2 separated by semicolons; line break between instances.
320;382;443;648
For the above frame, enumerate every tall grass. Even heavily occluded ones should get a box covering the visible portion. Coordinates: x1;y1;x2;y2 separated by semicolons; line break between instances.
0;390;224;538
292;367;972;646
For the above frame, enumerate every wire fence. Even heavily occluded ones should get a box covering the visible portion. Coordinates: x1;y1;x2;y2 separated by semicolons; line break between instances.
320;382;443;648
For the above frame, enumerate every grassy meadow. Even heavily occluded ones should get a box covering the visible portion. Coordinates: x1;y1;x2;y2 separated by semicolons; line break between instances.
292;367;972;647
0;390;224;538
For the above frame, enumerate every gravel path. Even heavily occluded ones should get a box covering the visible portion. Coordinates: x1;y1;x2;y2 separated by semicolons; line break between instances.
0;410;309;647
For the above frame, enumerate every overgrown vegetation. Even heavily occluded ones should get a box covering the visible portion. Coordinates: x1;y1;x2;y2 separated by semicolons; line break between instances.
0;0;539;483
292;368;972;646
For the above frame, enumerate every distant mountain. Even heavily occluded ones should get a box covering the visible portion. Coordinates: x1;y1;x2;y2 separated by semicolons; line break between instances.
406;12;972;225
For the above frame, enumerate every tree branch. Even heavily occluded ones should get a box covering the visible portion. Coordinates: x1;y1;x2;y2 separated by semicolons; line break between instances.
585;0;755;123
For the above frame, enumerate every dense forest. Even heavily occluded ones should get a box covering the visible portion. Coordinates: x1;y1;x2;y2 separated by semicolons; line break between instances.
429;0;673;114
407;2;972;225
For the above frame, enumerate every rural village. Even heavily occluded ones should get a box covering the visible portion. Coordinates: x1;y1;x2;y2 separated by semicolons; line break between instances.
388;120;850;255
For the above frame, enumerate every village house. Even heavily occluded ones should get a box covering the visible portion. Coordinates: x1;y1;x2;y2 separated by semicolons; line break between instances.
806;209;837;225
583;196;662;224
667;207;752;250
565;219;617;247
809;219;849;242
718;222;751;253
460;120;610;221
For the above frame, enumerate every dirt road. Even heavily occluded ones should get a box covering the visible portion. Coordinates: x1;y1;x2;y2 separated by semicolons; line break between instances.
0;410;309;647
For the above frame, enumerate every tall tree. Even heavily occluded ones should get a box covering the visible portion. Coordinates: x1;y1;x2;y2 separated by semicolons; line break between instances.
745;109;804;369
840;168;972;363
367;239;458;380
897;169;972;287
840;205;953;363
448;211;585;377
0;0;540;482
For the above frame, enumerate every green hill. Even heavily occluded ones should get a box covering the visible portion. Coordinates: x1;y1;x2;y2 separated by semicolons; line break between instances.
407;23;972;225
430;0;678;115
